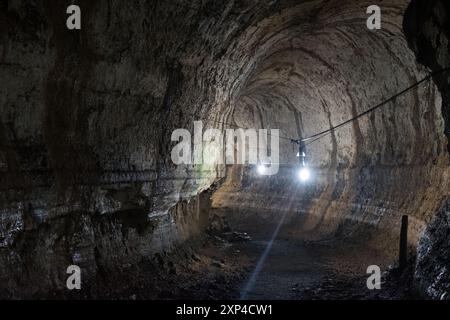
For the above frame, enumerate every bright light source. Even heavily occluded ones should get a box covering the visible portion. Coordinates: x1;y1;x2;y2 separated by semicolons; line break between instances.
257;165;266;175
298;167;310;182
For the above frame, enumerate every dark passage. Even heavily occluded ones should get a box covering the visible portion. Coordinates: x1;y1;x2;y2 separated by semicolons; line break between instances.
1;0;450;300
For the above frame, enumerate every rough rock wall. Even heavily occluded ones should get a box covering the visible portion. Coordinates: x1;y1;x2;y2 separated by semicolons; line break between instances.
0;191;210;298
404;0;450;154
404;0;450;299
1;0;450;298
415;198;450;299
1;0;287;297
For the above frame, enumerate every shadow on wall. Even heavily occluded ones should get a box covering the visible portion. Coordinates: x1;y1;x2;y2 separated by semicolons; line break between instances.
403;0;450;299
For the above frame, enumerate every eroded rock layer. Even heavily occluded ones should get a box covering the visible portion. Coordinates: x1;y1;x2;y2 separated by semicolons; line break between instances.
0;0;449;298
404;0;450;299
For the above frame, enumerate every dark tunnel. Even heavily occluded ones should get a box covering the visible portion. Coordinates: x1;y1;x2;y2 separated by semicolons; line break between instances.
1;0;450;300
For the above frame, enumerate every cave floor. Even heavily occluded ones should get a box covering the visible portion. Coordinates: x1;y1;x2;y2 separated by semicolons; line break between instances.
161;233;415;300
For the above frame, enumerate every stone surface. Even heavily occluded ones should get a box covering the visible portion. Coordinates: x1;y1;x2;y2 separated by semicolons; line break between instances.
405;0;450;154
415;198;450;299
0;0;449;298
404;0;450;299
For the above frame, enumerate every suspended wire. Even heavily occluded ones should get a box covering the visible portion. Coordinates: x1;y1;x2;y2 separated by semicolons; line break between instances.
297;67;450;145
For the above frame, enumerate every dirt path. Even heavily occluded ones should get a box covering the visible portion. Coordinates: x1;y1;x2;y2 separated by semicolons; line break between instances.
231;237;413;300
136;211;416;300
237;239;331;299
172;230;415;300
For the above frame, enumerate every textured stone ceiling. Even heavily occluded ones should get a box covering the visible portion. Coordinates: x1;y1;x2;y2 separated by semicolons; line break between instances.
230;0;445;168
1;0;450;298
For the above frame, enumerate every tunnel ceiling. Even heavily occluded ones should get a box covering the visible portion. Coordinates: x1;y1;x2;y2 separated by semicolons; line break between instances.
1;0;450;299
229;0;446;168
